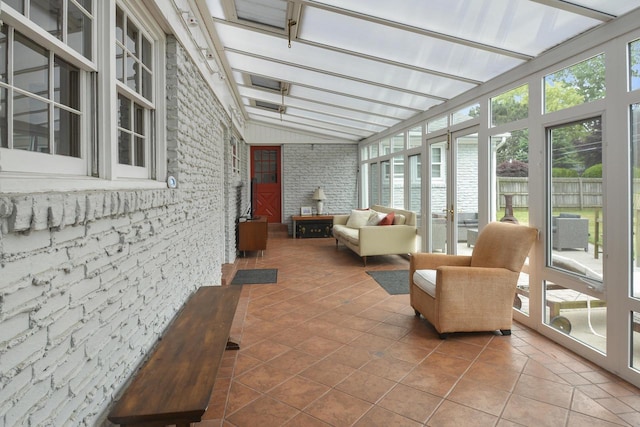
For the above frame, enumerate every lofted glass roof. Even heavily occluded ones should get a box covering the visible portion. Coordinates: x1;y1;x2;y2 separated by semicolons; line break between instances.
205;0;640;141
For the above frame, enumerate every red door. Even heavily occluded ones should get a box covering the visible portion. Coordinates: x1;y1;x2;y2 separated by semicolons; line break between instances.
251;146;281;223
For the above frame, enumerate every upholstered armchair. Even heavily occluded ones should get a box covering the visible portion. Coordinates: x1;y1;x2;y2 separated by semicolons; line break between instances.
410;222;537;338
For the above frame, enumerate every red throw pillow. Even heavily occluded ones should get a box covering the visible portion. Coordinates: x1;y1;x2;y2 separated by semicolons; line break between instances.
379;212;395;225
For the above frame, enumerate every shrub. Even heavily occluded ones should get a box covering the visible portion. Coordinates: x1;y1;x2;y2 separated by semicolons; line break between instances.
582;164;602;178
497;160;528;177
552;167;579;177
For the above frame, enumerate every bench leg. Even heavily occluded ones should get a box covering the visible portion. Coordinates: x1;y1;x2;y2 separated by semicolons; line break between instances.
226;339;240;350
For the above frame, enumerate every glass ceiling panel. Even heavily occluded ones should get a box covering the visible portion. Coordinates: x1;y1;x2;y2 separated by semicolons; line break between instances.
247;113;366;140
287;86;419;119
298;7;525;82
225;50;442;111
216;23;477;99
308;0;603;56
246;107;372;138
569;0;640;16
281;107;387;132
235;0;287;30
238;86;401;127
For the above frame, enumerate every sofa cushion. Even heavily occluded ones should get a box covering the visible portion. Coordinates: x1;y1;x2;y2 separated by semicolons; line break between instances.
334;225;359;245
346;209;373;228
392;213;406;225
413;269;437;297
367;211;386;226
379;211;395;225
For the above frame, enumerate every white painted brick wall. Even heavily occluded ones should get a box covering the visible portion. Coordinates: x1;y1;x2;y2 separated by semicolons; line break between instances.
282;144;358;234
0;36;229;426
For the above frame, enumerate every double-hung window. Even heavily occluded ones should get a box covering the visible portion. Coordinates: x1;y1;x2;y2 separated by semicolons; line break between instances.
0;0;93;177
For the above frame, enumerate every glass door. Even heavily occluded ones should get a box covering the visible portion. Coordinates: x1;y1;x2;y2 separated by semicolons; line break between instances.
544;117;605;353
427;128;478;254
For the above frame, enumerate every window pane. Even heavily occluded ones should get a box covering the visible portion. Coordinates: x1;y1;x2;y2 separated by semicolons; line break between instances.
126;19;138;56
544;54;605;113
54;56;79;109
116;45;124;82
427;116;447;133
142;35;152;68
14;33;49;99
391;133;404;152
491;84;528;127
118;95;130;130
76;0;92;14
381;160;390;206
134;137;144;167
5;0;24;14
392;156;404;209
452;103;479;125
380;138;390;155
68;2;92;59
408;154;421;214
116;7;124;44
632;104;640;298
369;143;378;158
134;104;144;134
549;118;603;280
142;69;152;101
370;162;379;206
1;88;7;148
14;93;49;153
30;0;63;40
494;129;529;225
54;107;79;157
118;131;131;164
0;25;7;83
126;54;138;91
408;126;421;148
631;39;640;92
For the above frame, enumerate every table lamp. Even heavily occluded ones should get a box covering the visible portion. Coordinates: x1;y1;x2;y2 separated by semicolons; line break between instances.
312;187;327;215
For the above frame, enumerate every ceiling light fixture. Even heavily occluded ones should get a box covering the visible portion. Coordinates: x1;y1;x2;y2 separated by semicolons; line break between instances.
180;10;198;26
287;19;297;48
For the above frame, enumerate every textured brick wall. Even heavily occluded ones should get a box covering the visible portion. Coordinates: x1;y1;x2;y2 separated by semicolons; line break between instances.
0;37;228;426
282;144;358;234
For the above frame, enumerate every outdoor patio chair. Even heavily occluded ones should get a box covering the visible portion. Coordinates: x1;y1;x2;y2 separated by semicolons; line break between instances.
410;222;537;338
552;213;589;252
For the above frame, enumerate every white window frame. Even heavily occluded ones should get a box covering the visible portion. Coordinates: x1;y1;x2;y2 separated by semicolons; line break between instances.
0;2;95;179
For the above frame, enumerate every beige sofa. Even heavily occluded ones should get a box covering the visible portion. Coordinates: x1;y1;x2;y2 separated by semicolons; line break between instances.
333;205;418;266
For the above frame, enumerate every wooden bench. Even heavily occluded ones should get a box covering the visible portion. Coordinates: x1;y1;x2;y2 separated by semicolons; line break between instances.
108;285;242;427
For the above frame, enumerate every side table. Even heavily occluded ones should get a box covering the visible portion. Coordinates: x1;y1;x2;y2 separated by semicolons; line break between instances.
292;215;334;238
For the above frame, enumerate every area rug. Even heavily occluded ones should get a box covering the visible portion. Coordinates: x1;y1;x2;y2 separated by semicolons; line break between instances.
366;270;409;295
231;269;278;285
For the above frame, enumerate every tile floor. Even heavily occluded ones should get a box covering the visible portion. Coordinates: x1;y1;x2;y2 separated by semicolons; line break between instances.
199;225;640;427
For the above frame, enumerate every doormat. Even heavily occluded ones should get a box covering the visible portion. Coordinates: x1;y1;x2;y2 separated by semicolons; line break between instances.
231;269;278;285
366;270;409;295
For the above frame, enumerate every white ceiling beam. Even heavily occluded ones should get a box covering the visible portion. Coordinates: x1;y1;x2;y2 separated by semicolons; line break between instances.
527;0;617;20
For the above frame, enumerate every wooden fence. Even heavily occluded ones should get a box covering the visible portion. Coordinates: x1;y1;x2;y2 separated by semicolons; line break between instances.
497;177;603;208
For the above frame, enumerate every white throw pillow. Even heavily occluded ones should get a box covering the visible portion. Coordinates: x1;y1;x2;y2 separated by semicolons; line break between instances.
367;211;386;226
346;209;373;229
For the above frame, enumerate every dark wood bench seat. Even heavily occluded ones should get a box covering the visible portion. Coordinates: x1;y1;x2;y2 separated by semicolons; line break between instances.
108;285;242;427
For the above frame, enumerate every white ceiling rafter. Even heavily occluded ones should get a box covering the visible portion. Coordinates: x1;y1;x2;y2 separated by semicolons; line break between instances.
203;0;640;143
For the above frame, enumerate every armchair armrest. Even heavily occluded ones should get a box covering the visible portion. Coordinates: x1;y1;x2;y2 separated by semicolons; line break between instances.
410;253;471;272
435;266;519;323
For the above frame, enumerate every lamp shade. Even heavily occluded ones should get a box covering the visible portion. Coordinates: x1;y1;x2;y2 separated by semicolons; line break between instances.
312;187;327;200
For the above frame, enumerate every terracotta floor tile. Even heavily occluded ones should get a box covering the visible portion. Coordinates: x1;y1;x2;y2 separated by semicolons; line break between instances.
282;412;332;427
368;322;411;340
299;358;356;387
400;367;458;397
419;351;473;378
354;406;424;427
225;381;262;415
294;335;343;357
463;360;521;392
501;394;569;427
377;383;442;422
448;378;511;416
226;395;299;427
427;399;498;426
335;370;396;403
566;412;632;426
240;340;291;362
235;363;294;392
435;338;484;361
571;389;629;424
514;373;574;408
266;348;320;374
360;354;417;382
348;332;397;353
323;344;375;369
304;389;373;426
268;375;330;410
